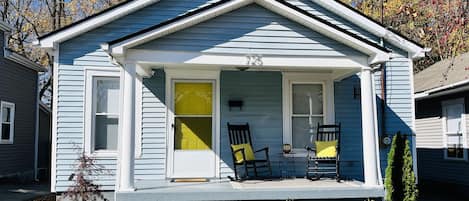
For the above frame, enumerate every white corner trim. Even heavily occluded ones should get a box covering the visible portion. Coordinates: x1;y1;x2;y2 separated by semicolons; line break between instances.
313;0;428;59
50;46;59;193
35;0;160;49
109;0;252;56
4;48;46;72
135;75;143;158
34;74;40;181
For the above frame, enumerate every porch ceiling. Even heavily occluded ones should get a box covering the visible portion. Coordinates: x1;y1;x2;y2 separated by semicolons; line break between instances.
116;179;384;201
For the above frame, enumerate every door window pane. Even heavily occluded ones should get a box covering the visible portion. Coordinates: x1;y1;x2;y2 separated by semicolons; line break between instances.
292;117;322;149
175;117;212;150
446;105;462;134
292;84;323;115
175;83;212;115
93;77;120;151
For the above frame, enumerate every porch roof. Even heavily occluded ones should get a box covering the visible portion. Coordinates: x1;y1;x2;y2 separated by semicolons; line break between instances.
102;0;392;65
116;179;385;201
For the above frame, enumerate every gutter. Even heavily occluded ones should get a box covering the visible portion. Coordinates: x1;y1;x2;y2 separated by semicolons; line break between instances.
4;48;46;72
415;79;469;100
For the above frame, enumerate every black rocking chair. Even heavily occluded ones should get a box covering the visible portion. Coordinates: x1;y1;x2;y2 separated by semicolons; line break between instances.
305;123;341;181
227;123;272;181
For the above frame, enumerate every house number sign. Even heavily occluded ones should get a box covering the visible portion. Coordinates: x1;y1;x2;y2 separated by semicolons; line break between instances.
246;55;263;66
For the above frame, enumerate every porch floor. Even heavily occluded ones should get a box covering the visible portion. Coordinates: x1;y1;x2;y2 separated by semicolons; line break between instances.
116;178;384;201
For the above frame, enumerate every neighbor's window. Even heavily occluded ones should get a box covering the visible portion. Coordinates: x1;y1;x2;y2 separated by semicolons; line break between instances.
442;99;467;160
290;83;324;150
0;101;15;144
92;77;120;152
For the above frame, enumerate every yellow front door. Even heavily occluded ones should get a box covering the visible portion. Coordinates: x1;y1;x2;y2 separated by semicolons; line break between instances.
172;82;215;178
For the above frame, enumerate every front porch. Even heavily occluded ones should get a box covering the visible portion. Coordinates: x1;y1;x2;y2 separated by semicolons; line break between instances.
116;178;384;201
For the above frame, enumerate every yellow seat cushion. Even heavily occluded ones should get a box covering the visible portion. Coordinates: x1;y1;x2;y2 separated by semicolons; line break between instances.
231;143;255;163
315;140;338;158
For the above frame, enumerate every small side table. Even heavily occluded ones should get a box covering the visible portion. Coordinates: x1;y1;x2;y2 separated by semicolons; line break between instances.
279;153;296;179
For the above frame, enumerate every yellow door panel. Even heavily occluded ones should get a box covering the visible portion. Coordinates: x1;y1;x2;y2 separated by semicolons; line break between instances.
175;117;212;150
175;83;212;115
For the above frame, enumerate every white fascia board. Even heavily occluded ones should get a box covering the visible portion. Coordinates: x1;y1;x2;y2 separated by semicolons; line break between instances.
109;0;390;65
415;79;469;100
4;48;46;72
257;0;389;64
109;0;253;56
313;0;427;59
35;0;159;49
0;21;13;32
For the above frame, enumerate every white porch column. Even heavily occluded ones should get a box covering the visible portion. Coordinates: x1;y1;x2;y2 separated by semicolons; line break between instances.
360;67;380;186
120;62;136;191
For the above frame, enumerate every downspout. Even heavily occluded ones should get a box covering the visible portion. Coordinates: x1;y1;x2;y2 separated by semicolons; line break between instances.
380;38;387;138
34;73;40;181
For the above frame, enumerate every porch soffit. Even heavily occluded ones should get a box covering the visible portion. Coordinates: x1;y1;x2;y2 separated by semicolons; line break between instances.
102;0;391;65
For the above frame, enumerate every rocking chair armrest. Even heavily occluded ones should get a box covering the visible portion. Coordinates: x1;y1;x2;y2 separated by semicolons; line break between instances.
254;147;269;153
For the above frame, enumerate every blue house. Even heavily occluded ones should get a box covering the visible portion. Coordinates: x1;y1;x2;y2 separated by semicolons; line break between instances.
35;0;427;200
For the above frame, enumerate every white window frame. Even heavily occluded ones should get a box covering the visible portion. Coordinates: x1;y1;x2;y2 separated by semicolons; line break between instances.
0;101;15;144
85;68;122;158
282;73;335;157
442;98;468;161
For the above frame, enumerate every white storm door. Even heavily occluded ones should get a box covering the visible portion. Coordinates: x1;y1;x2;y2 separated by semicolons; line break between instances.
171;81;216;178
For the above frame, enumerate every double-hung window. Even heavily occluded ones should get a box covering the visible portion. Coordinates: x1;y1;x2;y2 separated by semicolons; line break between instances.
442;99;467;160
283;73;333;155
85;69;121;156
0;101;15;144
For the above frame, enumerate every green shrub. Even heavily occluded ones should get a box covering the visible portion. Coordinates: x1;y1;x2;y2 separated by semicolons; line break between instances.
384;133;418;201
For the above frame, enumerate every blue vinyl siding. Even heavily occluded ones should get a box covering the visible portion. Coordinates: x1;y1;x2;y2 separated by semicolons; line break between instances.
220;71;283;177
53;0;416;193
134;4;364;57
55;0;211;191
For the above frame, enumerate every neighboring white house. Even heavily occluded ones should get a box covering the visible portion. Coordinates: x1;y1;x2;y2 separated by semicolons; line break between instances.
36;0;426;200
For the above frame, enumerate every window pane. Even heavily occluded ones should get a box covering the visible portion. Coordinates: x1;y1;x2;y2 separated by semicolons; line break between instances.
175;83;212;115
446;104;462;134
447;147;464;159
1;123;10;140
292;117;322;149
96;78;120;114
94;115;118;151
174;117;212;150
2;107;11;123
292;84;323;115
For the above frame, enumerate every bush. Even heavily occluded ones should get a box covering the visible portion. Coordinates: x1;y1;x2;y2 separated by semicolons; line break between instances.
384;133;418;201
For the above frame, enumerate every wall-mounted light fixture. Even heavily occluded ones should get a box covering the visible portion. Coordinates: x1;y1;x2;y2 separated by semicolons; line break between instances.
353;86;361;100
228;100;243;111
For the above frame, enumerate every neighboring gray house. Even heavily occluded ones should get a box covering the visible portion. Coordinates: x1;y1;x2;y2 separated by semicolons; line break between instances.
35;0;426;200
0;21;47;181
415;52;469;193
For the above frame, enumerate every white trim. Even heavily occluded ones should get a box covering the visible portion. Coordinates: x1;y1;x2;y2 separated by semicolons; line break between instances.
408;53;418;181
165;69;221;178
415;79;469;100
126;49;369;69
135;75;143;158
281;72;335;157
35;0;160;49
4;48;46;72
0;101;15;144
441;98;468;161
50;46;59;193
312;0;428;59
107;0;390;65
84;68;121;158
